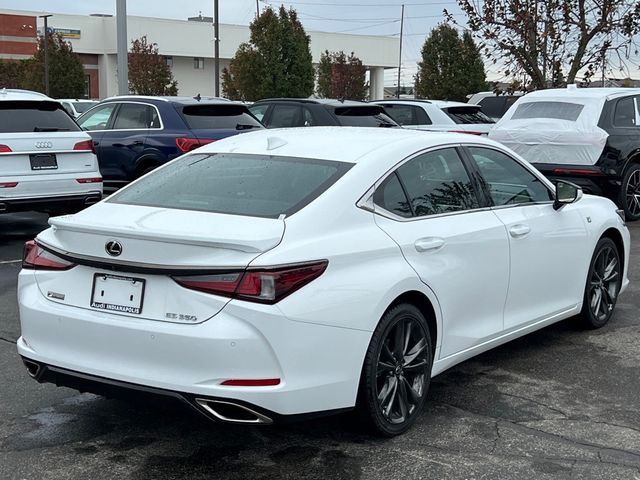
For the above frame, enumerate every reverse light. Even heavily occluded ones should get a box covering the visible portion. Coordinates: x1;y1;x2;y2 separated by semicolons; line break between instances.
0;182;18;188
172;260;328;304
0;144;12;153
221;379;281;387
22;240;75;270
76;177;103;183
175;137;216;153
73;140;96;154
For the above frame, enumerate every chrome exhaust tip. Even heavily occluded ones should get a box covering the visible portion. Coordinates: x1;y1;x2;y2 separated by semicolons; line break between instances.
84;196;101;206
195;399;273;425
23;359;41;379
0;203;7;212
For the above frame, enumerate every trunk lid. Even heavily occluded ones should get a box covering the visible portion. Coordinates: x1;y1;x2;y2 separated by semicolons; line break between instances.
34;202;285;323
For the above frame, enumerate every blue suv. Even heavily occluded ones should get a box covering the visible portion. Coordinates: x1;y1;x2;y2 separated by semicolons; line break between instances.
77;96;263;192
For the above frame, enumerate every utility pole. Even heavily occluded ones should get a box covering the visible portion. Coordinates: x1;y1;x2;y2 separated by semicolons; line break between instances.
214;0;220;97
256;0;260;16
116;0;129;95
39;14;52;96
396;4;404;99
601;49;606;87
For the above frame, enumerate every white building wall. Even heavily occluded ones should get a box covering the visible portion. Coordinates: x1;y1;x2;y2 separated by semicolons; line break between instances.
170;57;230;98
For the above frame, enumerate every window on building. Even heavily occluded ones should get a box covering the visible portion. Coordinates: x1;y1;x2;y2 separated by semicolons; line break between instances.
164;56;173;67
194;57;205;69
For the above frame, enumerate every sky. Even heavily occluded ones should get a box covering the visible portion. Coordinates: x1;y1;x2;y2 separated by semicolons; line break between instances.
0;0;467;86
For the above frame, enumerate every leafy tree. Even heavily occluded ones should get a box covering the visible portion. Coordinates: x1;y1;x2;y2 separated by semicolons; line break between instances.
415;24;484;101
128;36;178;95
222;6;314;101
447;0;640;89
22;33;85;97
316;50;368;100
0;60;27;89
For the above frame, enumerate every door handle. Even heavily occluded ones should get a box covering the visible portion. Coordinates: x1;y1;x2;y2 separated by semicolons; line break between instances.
414;237;445;252
509;224;531;238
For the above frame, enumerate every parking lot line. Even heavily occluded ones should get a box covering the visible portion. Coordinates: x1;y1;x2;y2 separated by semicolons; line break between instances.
0;260;21;264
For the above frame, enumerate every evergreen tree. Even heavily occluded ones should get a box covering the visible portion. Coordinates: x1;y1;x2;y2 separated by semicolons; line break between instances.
316;50;367;100
128;36;178;95
415;24;485;101
23;33;85;98
222;6;314;101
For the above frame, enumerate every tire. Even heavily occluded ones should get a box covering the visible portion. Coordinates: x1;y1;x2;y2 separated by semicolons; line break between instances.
139;165;159;177
620;163;640;221
579;237;622;329
357;303;433;436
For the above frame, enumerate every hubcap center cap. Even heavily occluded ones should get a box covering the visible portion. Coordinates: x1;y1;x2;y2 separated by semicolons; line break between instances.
395;365;403;376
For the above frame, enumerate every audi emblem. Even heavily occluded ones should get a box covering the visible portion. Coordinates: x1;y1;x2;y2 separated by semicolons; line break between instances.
105;241;123;257
35;141;53;149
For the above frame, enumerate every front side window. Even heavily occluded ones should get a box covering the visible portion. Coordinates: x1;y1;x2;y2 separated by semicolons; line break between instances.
394;148;479;217
78;103;117;131
112;103;157;130
469;147;553;206
109;153;352;218
613;96;637;127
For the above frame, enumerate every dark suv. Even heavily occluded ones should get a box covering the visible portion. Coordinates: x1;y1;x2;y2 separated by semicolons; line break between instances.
77;96;263;191
249;99;398;128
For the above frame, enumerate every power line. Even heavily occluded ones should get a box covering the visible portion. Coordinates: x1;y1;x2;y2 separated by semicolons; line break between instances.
333;20;400;33
264;0;458;6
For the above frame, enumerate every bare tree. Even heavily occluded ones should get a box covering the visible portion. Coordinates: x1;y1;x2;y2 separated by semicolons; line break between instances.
447;0;640;89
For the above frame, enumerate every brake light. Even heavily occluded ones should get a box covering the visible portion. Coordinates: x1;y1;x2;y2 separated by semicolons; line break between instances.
221;379;281;386
172;260;328;304
0;144;11;153
22;240;75;270
552;168;605;176
0;182;18;188
76;177;103;183
449;130;484;135
175;137;216;153
73;140;96;154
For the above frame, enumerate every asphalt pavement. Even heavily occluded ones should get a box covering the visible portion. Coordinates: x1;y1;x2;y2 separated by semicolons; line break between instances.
1;212;639;480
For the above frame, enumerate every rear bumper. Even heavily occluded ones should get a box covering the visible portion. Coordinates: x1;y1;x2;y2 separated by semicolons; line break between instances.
0;192;102;214
17;271;370;416
531;163;619;199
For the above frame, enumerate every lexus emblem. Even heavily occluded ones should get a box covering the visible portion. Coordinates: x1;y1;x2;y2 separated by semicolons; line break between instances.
105;241;123;257
35;141;53;149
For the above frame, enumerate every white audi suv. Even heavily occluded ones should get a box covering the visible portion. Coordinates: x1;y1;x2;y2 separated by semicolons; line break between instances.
17;127;629;435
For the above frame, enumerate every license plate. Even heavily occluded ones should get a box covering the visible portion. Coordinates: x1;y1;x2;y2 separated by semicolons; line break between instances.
90;274;145;314
29;153;58;170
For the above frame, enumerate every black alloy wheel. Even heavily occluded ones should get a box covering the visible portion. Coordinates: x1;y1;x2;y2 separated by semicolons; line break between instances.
580;237;621;329
358;303;432;436
621;164;640;221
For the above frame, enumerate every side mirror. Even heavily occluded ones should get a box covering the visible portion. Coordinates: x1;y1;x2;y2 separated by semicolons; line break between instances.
554;180;582;210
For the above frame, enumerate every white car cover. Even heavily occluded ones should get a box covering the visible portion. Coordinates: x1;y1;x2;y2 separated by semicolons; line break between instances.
489;87;639;166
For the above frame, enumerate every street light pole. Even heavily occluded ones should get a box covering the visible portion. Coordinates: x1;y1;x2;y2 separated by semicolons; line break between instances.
39;14;52;96
396;4;404;99
116;0;129;95
214;0;220;97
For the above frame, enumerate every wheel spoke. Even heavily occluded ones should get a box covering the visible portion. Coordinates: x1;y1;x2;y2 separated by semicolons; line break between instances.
603;257;618;281
382;341;395;363
403;321;413;356
403;359;428;371
403;338;427;365
378;375;396;407
591;288;602;315
377;361;395;376
601;285;614;306
383;377;398;417
397;378;409;421
401;376;422;403
394;320;405;359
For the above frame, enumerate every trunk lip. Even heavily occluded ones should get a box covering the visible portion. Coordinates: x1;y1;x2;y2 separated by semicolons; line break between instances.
34;239;247;276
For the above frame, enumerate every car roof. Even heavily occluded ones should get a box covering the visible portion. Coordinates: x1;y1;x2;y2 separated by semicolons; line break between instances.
102;95;231;105
0;88;52;102
373;99;479;108
199;126;499;164
254;98;367;107
523;86;640;101
57;98;99;102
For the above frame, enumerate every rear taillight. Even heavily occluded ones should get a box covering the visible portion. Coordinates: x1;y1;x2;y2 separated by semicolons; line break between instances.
552;167;605;177
73;140;96;154
449;130;484;135
0;144;12;153
175;137;216;153
172;260;328;304
22;240;75;271
0;182;18;188
76;177;103;184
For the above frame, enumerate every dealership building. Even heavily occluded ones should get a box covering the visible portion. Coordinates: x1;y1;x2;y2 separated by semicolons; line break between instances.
0;10;399;100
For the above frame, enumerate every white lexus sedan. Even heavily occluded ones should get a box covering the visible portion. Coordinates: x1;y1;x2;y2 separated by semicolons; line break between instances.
17;128;629;436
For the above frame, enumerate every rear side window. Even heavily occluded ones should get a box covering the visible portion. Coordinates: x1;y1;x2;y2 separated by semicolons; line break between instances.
113;103;159;129
0;101;80;133
373;173;412;218
109;153;352;218
379;104;431;126
73;102;96;114
613;97;638;127
478;97;506;118
511;101;584;121
334;106;397;127
180;104;263;130
249;104;269;122
443;106;494;124
268;104;303;128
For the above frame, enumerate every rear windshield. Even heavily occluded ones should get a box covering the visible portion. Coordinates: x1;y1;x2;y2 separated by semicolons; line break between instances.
512;101;584;121
179;104;263;130
72;102;96;114
333;106;398;127
443;106;494;124
0;101;80;133
109;153;352;218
